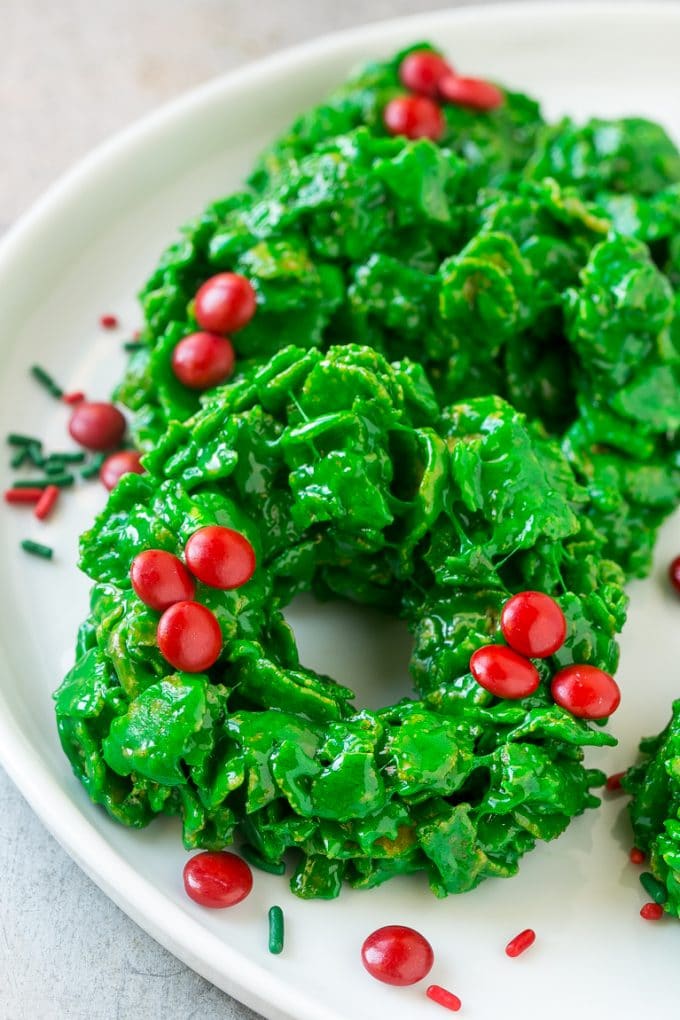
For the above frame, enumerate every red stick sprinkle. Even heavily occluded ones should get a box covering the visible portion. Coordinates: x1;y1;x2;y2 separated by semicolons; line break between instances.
99;314;119;329
34;484;60;521
606;772;625;791
426;984;462;1012
63;391;86;405
629;847;646;865
4;487;44;504
505;928;536;958
640;902;664;921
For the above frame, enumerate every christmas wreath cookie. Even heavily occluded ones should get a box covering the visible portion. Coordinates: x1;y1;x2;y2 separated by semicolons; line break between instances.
54;45;680;900
56;344;625;898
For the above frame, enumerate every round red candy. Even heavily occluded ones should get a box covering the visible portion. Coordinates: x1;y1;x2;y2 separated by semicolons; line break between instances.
551;664;621;719
470;645;540;699
171;332;235;390
68;401;126;451
361;925;434;986
640;902;664;921
185;526;256;590
669;555;680;595
439;73;504;111
183;851;253;908
398;50;452;97
501;591;567;658
130;550;195;611
99;450;145;491
157;600;222;672
194;273;257;335
383;96;445;141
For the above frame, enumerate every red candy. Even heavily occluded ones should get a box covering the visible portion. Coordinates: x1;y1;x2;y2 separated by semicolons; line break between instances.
501;591;567;658
99;314;119;329
183;851;253;908
383;96;445;141
4;488;43;504
630;847;646;865
606;771;625;792
426;985;462;1012
399;50;452;97
62;390;86;405
361;925;434;986
551;664;621;719
469;645;540;699
185;526;256;590
505;928;536;958
439;73;504;110
34;484;60;521
669;555;680;595
157;600;222;672
194;273;257;335
130;550;195;611
68;401;126;451
99;450;145;491
171;331;235;390
640;902;663;921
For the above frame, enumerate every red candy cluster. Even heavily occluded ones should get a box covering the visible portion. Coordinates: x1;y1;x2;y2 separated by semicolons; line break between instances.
469;590;621;720
130;525;256;672
383;49;504;142
172;272;257;390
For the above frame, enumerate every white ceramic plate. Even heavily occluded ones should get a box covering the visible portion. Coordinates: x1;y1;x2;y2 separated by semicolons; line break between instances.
1;4;680;1018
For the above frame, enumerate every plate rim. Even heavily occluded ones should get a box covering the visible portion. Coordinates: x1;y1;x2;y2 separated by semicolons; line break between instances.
1;4;679;1018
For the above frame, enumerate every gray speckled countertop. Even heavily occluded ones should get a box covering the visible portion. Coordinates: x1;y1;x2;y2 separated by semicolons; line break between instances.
0;1;602;1017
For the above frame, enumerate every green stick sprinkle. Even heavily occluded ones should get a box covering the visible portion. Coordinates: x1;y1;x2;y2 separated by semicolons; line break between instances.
11;449;31;468
12;474;74;489
50;450;86;464
80;454;105;480
123;341;142;352
30;365;64;398
240;844;286;876
268;905;284;955
21;539;53;560
640;872;667;905
7;433;42;448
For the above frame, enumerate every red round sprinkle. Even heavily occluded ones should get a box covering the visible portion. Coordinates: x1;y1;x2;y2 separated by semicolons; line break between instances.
4;488;44;504
630;847;646;865
640;902;664;921
185;526;256;590
501;591;567;658
99;314;119;329
426;984;462;1012
383;96;445;141
439;74;504;111
469;644;540;699
62;390;86;405
194;273;257;335
99;449;145;491
34;484;60;521
183;851;253;908
130;550;196;611
606;771;625;791
551;664;621;719
505;928;536;958
68;401;126;452
398;51;453;97
157;600;222;672
669;555;680;595
361;925;434;986
171;332;235;390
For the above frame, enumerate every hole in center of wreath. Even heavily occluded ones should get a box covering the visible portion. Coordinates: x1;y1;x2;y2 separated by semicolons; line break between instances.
284;594;415;710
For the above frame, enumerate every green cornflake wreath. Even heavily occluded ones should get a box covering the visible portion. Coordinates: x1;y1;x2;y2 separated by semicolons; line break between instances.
54;45;680;900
